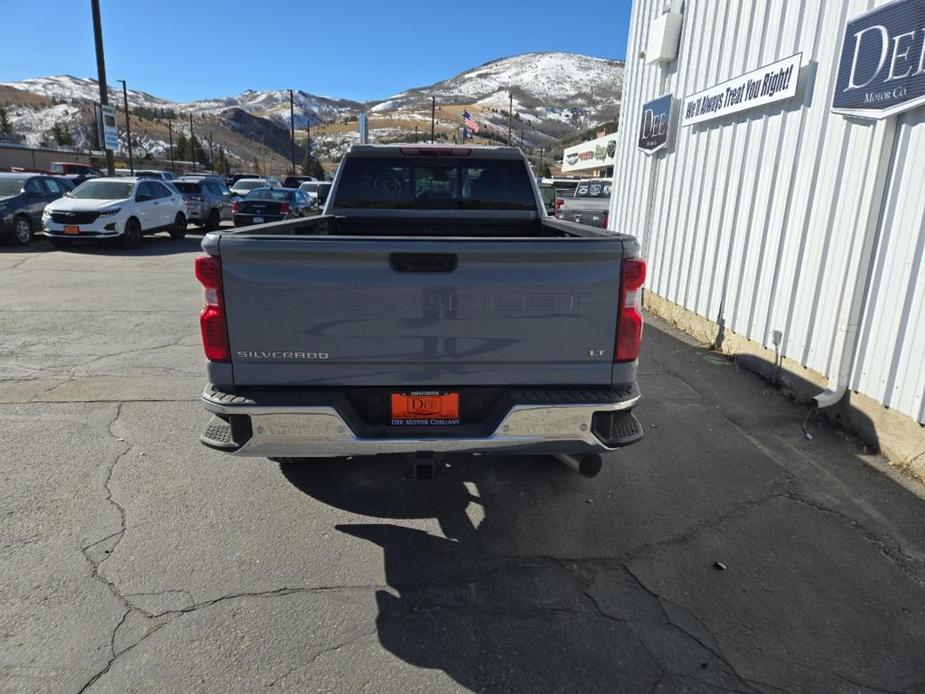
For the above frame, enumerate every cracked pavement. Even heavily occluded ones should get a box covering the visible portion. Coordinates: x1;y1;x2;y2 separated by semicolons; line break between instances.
2;235;925;693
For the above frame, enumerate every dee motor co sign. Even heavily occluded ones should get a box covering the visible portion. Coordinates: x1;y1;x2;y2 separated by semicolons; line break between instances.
832;0;925;119
638;94;672;154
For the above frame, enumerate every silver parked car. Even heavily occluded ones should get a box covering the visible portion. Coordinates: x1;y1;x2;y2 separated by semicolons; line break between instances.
230;177;281;198
173;177;234;230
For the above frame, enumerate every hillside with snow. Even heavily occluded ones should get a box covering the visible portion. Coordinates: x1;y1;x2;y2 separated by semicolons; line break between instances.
372;52;623;132
0;52;624;166
185;89;361;129
2;75;172;109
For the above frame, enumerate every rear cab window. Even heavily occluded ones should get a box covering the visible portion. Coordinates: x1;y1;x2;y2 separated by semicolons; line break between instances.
332;157;537;211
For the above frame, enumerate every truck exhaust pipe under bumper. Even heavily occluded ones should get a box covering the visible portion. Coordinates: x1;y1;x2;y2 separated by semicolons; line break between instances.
555;453;603;478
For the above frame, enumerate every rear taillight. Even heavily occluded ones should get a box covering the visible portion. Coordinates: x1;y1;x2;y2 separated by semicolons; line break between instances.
195;255;230;362
615;257;647;363
601;211;609;229
232;201;240;213
279;202;290;214
555;197;565;209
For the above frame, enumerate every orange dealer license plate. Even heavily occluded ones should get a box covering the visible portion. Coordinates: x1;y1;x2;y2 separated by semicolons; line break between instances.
63;226;80;235
391;391;460;426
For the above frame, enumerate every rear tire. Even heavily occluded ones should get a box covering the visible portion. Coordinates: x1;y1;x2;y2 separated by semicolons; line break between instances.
12;215;32;246
169;213;187;239
121;218;142;249
205;208;220;231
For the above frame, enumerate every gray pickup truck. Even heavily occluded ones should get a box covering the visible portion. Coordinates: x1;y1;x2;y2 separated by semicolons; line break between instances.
557;178;612;229
196;145;644;478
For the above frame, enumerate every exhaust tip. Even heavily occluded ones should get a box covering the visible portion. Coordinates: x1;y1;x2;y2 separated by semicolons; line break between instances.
578;453;603;478
555;453;603;478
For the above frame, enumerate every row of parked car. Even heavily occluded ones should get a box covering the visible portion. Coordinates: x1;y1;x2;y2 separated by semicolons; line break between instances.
1;163;332;248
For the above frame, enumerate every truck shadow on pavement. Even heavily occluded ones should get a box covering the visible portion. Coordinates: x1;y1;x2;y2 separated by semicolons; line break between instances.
277;321;925;692
280;455;677;692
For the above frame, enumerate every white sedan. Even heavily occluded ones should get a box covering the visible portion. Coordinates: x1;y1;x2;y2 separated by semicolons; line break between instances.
43;177;188;249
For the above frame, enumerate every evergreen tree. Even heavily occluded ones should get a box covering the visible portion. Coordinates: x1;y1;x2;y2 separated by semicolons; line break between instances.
300;149;312;176
539;162;552;178
0;104;12;136
175;131;189;161
51;122;74;146
189;134;201;163
216;147;230;175
309;158;325;180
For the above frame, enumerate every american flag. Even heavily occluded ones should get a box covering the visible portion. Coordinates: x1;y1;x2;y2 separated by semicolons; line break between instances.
463;110;480;133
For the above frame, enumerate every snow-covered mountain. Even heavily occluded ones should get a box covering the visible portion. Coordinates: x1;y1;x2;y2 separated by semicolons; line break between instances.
0;52;623;161
2;75;173;109
372;52;624;129
185;89;360;128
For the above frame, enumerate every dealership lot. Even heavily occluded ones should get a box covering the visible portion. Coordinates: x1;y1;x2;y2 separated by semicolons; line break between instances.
2;237;925;693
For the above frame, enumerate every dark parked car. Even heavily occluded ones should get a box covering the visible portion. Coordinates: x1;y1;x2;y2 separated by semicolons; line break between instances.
0;172;71;245
282;174;317;189
232;187;313;226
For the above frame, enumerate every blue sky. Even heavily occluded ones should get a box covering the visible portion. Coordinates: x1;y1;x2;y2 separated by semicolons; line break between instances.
0;0;632;102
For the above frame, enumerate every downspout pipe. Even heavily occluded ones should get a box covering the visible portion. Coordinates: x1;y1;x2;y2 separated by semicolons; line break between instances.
814;118;898;409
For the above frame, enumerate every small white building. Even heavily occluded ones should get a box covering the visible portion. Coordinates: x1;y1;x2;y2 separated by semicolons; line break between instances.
611;0;925;465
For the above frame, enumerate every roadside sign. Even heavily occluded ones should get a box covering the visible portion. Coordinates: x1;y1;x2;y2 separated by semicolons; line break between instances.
99;104;119;150
832;0;925;119
638;94;672;154
681;53;802;127
561;133;618;173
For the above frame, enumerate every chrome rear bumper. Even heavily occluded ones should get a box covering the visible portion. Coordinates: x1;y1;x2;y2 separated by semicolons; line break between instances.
200;385;641;458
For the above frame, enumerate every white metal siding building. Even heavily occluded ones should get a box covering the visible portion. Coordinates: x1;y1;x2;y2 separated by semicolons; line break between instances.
611;0;925;427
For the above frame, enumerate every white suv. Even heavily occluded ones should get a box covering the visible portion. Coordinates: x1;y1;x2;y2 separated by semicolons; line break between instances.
43;177;187;249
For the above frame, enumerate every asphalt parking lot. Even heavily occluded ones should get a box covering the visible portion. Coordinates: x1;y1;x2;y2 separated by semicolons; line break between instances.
2;233;925;694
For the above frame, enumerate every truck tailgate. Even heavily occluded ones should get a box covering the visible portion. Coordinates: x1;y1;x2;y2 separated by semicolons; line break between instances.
218;236;625;387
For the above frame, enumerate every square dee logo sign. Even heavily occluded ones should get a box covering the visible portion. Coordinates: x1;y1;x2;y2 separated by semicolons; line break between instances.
638;94;673;154
681;53;802;127
832;0;925;119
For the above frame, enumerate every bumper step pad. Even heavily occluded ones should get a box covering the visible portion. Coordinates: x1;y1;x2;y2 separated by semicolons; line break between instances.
200;415;251;451
592;410;644;447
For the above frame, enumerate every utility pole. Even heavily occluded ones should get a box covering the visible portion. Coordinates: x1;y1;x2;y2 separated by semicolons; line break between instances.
508;91;513;146
414;125;419;143
209;130;214;171
167;120;174;172
289;89;296;175
188;112;196;170
118;80;133;174
305;121;311;174
430;96;435;143
90;0;114;174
